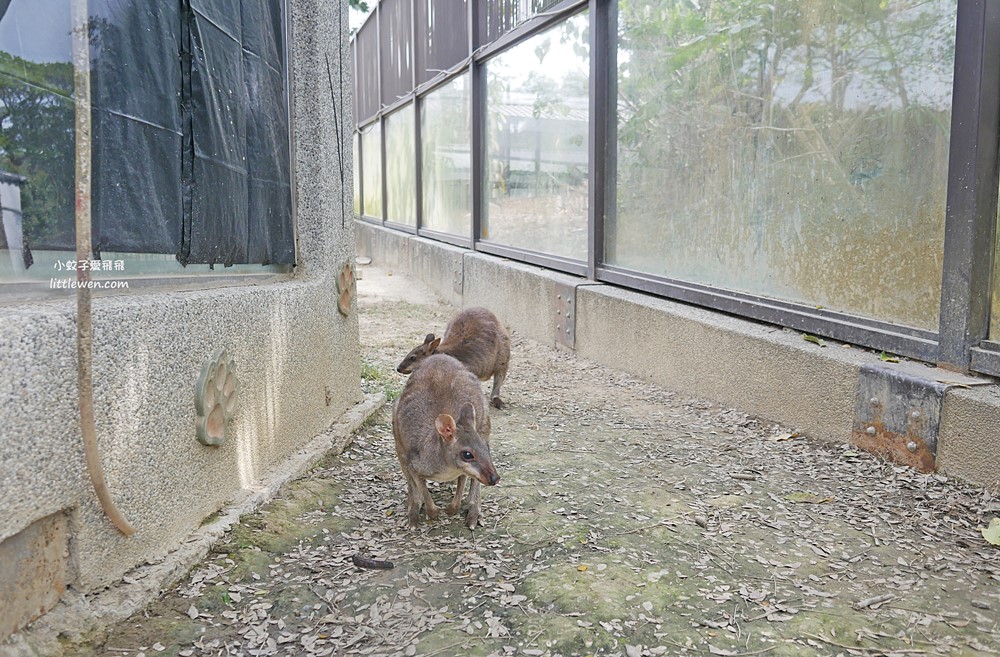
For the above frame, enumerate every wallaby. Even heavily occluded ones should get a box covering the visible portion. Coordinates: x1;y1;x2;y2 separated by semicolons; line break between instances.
392;354;501;529
396;307;511;409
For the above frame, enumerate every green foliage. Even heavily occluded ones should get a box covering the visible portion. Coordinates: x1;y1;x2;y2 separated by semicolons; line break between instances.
360;358;402;402
0;52;75;251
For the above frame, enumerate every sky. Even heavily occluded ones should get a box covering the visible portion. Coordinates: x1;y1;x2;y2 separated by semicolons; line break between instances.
0;0;72;64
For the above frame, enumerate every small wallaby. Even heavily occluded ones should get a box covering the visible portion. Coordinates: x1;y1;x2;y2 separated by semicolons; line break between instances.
392;354;500;529
396;307;511;409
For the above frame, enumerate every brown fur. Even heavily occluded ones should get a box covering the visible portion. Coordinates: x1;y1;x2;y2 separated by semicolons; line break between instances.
392;354;500;529
396;307;511;409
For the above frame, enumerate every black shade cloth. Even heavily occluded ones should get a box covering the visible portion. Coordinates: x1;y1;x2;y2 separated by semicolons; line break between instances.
0;0;294;267
91;1;183;256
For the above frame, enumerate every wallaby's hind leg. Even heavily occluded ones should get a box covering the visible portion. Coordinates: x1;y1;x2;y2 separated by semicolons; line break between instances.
446;476;466;515
403;470;425;527
465;480;483;529
490;372;506;409
490;346;509;409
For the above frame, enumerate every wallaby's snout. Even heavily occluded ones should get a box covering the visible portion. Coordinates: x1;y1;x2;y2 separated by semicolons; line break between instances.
396;334;440;374
482;467;500;486
450;404;500;488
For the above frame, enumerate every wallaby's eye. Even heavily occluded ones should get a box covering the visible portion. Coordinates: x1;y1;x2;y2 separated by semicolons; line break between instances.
460;450;475;462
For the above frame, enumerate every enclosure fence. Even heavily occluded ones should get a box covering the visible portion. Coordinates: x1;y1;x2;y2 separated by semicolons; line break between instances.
352;0;1000;378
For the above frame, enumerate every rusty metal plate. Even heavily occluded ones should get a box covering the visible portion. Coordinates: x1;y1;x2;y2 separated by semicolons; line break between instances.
852;363;948;472
554;282;576;349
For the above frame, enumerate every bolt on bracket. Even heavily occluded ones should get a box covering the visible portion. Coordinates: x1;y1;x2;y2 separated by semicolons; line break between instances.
852;362;956;472
554;282;576;350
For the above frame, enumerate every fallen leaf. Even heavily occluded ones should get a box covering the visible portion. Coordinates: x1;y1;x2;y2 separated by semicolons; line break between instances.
784;492;833;504
187;605;199;620
768;432;799;442
981;518;1000;546
577;564;589;572
803;334;827;347
878;351;899;363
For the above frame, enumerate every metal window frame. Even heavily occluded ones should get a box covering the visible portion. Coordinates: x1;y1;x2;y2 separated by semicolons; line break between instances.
417;227;472;249
938;0;1000;374
470;0;483;249
588;0;613;280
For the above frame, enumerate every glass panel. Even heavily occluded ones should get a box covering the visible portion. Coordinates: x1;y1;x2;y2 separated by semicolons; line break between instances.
992;207;1000;340
481;0;566;44
0;0;75;286
385;104;416;226
353;133;361;215
361;121;383;219
483;11;589;261
610;0;956;331
421;74;470;236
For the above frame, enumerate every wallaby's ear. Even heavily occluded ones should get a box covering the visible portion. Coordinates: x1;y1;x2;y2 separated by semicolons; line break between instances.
458;402;477;428
435;414;457;441
424;333;436;344
429;337;442;352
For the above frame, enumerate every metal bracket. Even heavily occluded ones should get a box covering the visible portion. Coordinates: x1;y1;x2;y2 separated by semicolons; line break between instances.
452;252;463;296
852;363;949;472
554;283;576;349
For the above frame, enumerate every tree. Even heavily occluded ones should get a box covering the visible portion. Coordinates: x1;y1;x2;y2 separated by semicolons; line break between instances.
0;53;75;254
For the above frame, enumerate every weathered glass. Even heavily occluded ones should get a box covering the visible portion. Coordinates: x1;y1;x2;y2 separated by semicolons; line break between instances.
483;11;589;260
353;134;361;215
385;104;416;226
361;121;383;220
610;0;956;330
421;74;470;236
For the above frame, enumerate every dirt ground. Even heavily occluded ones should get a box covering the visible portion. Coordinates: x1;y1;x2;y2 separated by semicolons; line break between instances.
65;264;999;657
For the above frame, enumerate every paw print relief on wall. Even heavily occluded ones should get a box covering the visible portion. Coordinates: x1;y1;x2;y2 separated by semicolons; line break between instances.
338;262;356;317
195;349;240;446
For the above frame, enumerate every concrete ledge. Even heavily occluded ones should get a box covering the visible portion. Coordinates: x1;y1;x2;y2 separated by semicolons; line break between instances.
1;392;385;657
356;222;411;274
462;252;588;347
938;385;1000;487
355;224;465;306
575;285;865;444
408;238;464;307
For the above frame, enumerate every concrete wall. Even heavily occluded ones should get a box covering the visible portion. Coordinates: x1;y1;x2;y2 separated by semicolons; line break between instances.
0;0;360;637
356;223;463;307
938;385;1000;485
356;221;1000;491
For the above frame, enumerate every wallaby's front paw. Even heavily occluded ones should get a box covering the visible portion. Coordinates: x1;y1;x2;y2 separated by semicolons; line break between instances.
465;509;480;529
407;513;421;528
426;505;439;520
445;500;461;516
491;397;504;410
